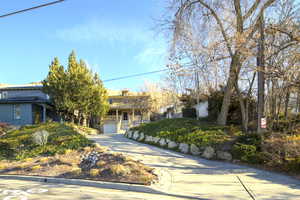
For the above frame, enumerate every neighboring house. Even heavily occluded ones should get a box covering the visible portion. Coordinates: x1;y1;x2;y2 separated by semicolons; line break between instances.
0;84;57;126
180;92;209;119
102;90;150;133
193;101;208;118
162;105;183;119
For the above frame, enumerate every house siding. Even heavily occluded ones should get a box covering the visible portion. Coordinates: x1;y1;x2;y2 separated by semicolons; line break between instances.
0;103;33;125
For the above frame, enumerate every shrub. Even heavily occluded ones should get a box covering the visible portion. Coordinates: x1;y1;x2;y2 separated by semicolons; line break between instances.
89;168;100;177
32;130;49;146
131;118;233;147
0;122;94;161
262;133;300;172
71;167;82;175
109;164;130;176
31;165;41;171
232;143;264;164
96;161;106;167
235;133;262;150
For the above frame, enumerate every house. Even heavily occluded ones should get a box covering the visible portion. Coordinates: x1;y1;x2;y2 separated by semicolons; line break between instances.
102;90;151;133
0;84;57;126
0;84;151;132
161;105;183;119
180;92;208;119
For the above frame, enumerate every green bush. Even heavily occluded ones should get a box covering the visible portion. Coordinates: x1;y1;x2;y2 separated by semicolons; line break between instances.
235;133;262;150
0;122;93;160
131;118;234;147
232;143;264;164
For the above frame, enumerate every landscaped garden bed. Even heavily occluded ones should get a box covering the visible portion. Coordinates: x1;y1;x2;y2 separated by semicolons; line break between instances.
0;122;157;185
127;118;300;176
127;118;239;161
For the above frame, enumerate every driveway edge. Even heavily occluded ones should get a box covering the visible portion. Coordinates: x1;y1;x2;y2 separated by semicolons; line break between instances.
0;175;161;194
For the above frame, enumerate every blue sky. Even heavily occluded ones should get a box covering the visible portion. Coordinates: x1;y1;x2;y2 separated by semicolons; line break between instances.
0;0;169;91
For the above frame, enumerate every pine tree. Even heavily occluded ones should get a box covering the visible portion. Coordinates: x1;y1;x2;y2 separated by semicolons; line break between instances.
43;51;108;126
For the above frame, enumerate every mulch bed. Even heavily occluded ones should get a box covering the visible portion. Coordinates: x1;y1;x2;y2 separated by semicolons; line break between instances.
0;146;157;185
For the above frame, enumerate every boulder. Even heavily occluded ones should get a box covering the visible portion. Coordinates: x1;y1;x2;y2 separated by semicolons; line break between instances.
145;136;153;143
202;146;216;159
168;141;178;149
217;151;232;161
217;140;235;152
133;131;140;140
153;137;160;144
159;138;167;147
190;144;201;155
128;131;133;139
179;143;189;154
138;132;145;141
124;130;129;137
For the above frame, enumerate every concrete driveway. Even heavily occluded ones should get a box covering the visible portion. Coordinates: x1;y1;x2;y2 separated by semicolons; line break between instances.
90;133;300;200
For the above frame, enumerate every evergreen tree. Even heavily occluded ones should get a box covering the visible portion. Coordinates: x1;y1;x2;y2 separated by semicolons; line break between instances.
42;51;108;126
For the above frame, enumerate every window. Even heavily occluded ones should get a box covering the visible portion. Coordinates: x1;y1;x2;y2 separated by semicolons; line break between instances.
14;105;21;120
123;112;128;120
0;91;8;99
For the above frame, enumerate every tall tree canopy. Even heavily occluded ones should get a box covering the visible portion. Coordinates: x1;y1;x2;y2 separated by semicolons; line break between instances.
163;0;300;126
43;51;108;126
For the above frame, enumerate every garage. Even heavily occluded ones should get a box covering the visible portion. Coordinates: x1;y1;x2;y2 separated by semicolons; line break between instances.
103;123;117;133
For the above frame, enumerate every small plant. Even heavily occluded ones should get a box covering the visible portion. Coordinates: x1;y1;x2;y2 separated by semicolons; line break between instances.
96;160;106;167
31;165;41;171
138;173;154;184
109;164;130;176
65;149;74;154
71;167;82;175
39;157;49;163
0;164;8;170
232;143;263;164
25;158;34;162
89;168;100;177
33;130;49;146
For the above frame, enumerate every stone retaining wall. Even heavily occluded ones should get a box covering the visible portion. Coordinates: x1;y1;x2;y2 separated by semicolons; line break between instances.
124;130;232;161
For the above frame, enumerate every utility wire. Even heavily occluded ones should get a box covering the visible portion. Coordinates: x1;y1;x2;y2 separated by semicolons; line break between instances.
103;69;169;82
103;65;197;82
0;0;66;18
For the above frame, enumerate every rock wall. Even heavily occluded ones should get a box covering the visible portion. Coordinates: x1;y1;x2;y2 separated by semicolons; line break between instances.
124;130;233;161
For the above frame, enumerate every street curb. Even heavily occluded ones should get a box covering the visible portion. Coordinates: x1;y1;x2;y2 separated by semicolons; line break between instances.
0;175;161;195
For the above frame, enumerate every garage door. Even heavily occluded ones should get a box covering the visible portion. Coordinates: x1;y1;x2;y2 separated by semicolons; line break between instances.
103;123;117;133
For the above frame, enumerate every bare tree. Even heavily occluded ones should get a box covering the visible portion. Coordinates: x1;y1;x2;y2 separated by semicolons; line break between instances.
162;0;299;126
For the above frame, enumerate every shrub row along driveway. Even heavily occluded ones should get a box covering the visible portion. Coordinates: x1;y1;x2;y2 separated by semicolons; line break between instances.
90;133;300;200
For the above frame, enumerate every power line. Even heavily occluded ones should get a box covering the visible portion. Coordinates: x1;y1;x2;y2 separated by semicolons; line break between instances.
103;65;197;82
0;0;66;18
103;68;169;82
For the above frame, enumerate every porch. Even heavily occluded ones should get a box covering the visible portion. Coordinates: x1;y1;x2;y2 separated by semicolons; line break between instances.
103;109;150;133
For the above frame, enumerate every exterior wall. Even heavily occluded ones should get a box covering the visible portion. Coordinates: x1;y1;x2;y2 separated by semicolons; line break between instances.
193;101;208;118
4;90;48;99
0;103;33;125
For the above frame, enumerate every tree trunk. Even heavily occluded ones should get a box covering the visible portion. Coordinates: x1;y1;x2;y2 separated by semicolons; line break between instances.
284;88;290;119
217;54;241;125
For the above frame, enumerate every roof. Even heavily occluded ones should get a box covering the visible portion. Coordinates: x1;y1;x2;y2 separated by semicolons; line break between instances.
107;89;149;97
0;83;43;91
0;96;50;104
